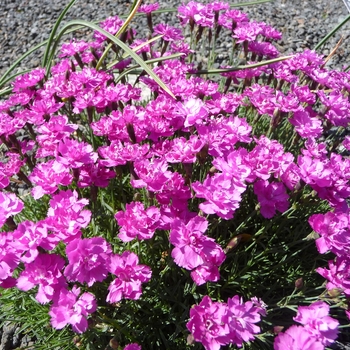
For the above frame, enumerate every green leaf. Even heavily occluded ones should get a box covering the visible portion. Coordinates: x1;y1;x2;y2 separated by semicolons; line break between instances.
42;0;78;68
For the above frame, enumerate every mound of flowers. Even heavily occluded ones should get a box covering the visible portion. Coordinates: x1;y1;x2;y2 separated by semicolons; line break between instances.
0;1;349;349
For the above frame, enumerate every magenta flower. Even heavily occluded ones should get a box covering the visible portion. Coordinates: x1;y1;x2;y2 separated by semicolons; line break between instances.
309;211;350;256
138;3;159;13
225;295;264;347
12;220;58;263
192;173;243;220
186;295;230;350
13;67;45;92
115;202;160;242
124;344;141;350
170;216;225;279
293;301;339;346
107;251;152;303
317;256;350;297
274;325;324;350
64;237;112;287
175;98;208;128
0;232;20;288
289;110;323;139
254;180;289;219
154;23;184;42
57;138;98;169
0;192;24;228
16;253;67;304
49;285;97;334
46;190;91;243
29;160;73;199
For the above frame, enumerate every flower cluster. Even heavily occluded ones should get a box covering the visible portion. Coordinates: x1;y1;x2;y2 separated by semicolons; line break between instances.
274;301;339;349
187;295;266;350
0;0;348;347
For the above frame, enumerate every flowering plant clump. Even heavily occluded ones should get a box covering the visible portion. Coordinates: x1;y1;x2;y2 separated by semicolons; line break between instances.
0;0;350;349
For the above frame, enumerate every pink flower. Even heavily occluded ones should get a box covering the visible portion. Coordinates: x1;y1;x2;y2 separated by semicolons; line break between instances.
57;138;98;169
46;190;91;243
29;160;73;199
192;173;243;220
115;202;160;242
107;251;152;303
64;237;112;287
124;344;141;350
175;98;208;128
226;295;264;347
274;325;324;350
154;23;184;41
254;180;289;219
0;192;24;228
49;285;97;333
16;253;67;304
13;68;46;92
12;220;58;263
170;216;225;282
186;295;230;350
317;256;350;297
289;110;323;138
293;301;339;346
0;232;20;288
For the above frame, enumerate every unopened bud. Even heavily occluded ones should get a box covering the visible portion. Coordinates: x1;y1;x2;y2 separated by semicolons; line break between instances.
295;278;303;290
187;333;195;345
109;337;119;349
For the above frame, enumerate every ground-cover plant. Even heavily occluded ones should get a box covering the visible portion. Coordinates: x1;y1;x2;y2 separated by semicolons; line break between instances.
0;0;350;349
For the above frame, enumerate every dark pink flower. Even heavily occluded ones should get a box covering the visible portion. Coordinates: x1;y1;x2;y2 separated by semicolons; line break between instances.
186;295;230;350
0;192;24;228
115;202;160;242
293;301;339;346
17;253;67;304
49;285;97;333
107;251;152;303
64;237;112;287
274;325;324;350
254;180;289;219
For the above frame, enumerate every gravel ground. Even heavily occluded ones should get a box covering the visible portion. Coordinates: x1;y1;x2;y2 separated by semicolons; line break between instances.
1;0;350;79
1;0;350;349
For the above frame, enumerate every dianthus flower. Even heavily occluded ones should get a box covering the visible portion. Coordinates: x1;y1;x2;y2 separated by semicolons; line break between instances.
13;67;46;92
64;237;112;287
293;301;339;346
0;192;24;228
309;211;350;256
165;135;205;163
192;173;243;220
138;3;159;13
317;256;350;297
49;285;97;333
225;295;264;347
169;216;225;280
187;295;230;350
59;39;89;57
17;253;67;304
233;22;263;43
131;158;172;192
29;160;73;199
154;23;184;41
289;109;323;138
0;153;25;189
0;232;20;288
107;251;152;303
177;1;206;26
254;180;289;219
94;15;124;44
115;202;161;242
124;344;141;350
57;138;98;169
12;220;58;263
175;97;208;128
46;190;91;243
274;325;324;350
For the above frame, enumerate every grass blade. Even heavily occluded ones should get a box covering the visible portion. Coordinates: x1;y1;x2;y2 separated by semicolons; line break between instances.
42;0;78;68
46;20;175;99
314;13;350;50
